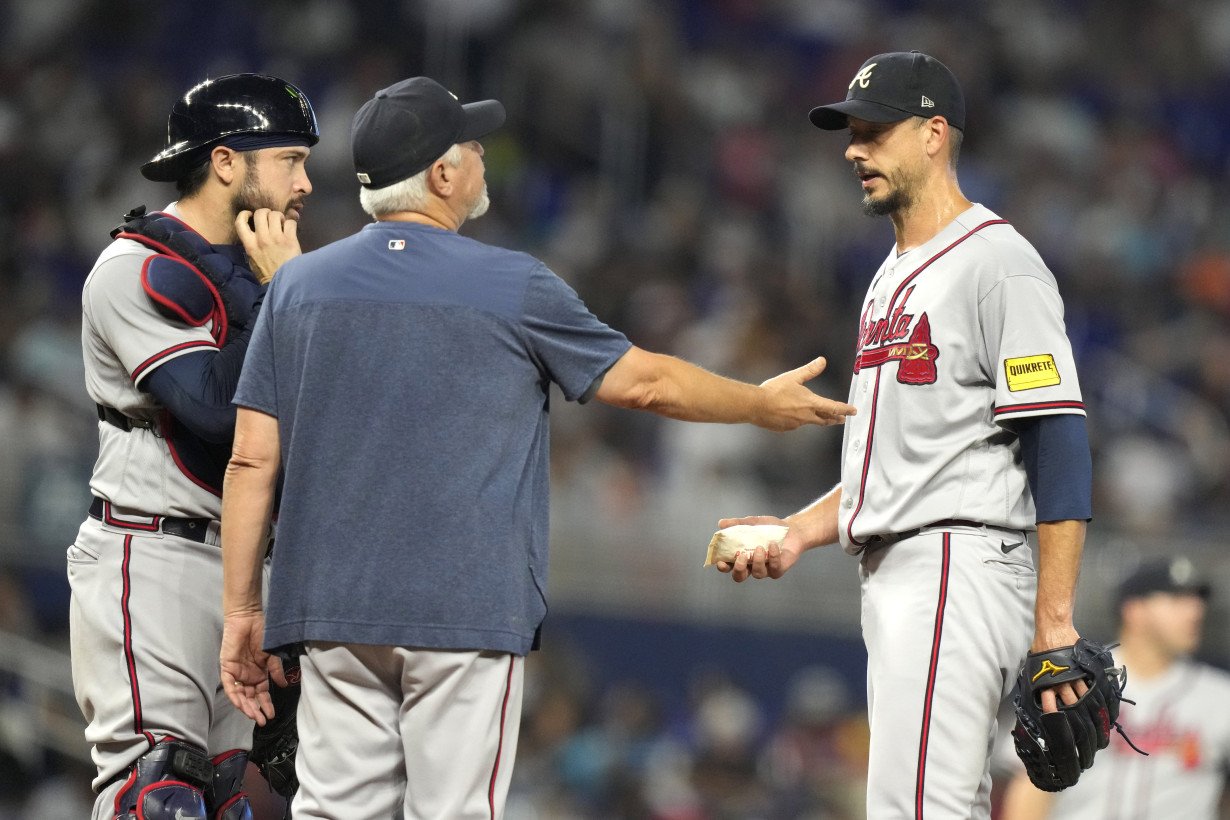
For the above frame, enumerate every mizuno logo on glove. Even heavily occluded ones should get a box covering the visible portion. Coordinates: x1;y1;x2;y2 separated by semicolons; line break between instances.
1031;659;1071;682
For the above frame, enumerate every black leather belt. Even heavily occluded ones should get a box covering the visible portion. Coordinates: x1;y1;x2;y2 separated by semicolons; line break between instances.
89;497;215;545
96;404;158;433
867;518;986;546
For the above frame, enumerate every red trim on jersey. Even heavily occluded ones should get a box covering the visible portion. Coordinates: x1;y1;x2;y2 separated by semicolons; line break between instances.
488;655;516;818
130;340;217;384
885;219;1010;319
847;219;1010;546
915;534;951;819
846;369;882;549
121;535;156;750
162;411;223;497
102;500;162;532
993;400;1085;416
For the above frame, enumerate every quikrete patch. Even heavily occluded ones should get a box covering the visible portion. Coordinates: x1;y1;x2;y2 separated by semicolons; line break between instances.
1004;354;1060;391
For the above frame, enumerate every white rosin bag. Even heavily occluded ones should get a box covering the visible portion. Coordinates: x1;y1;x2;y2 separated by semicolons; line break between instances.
703;524;789;567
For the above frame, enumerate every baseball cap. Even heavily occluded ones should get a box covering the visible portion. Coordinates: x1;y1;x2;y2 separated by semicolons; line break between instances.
809;51;965;132
1117;557;1212;606
351;77;505;190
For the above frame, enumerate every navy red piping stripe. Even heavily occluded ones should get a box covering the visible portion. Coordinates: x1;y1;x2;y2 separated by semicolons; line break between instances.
488;655;516;818
101;500;162;532
161;412;223;497
130;340;216;384
885;220;1009;319
994;400;1085;415
847;219;1009;545
846;369;882;548
121;535;156;749
915;533;951;819
139;256;213;328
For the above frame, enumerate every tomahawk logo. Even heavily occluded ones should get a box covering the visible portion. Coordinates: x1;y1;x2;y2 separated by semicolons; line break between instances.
849;63;877;90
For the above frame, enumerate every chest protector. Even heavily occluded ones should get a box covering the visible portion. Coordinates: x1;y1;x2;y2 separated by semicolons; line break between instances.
110;205;265;496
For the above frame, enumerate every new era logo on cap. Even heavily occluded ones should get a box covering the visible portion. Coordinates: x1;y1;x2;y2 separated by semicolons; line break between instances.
810;51;965;131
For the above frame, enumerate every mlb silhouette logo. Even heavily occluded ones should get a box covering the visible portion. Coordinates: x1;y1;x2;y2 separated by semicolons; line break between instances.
388;239;406;251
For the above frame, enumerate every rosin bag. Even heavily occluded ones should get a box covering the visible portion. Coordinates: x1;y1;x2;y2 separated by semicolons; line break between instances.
703;524;789;567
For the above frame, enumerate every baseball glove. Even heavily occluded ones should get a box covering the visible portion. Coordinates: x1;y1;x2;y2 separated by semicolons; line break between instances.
250;660;301;805
1010;638;1140;792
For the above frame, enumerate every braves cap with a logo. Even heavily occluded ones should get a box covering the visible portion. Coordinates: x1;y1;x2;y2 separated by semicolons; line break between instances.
809;51;965;131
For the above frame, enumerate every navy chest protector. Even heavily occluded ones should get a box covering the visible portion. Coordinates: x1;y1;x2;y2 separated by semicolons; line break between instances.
110;206;264;495
111;205;264;344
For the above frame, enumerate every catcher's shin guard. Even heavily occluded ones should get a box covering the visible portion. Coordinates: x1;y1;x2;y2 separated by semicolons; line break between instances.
208;750;254;820
112;738;210;819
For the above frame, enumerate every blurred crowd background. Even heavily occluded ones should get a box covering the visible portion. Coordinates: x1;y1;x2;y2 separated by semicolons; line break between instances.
1;0;1229;817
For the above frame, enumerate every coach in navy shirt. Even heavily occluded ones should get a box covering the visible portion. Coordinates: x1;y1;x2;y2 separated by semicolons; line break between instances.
218;76;854;819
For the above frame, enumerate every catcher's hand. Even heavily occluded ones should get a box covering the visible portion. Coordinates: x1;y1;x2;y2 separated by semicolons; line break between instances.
1011;638;1140;792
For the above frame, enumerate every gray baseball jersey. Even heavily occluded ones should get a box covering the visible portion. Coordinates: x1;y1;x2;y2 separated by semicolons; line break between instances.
80;201;223;519
840;203;1084;818
1045;660;1230;819
838;203;1084;553
71;201;256;803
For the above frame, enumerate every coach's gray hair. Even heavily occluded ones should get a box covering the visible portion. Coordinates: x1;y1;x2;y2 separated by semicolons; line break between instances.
359;144;464;218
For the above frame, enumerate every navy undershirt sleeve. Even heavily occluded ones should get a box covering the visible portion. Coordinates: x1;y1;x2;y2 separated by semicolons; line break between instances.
1015;413;1093;523
144;295;264;443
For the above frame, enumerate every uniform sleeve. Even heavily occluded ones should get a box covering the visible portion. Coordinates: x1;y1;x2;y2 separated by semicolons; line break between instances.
978;272;1085;423
83;252;217;387
233;279;279;417
520;264;632;402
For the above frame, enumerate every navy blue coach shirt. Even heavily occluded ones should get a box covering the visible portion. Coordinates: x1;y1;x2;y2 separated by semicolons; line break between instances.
234;221;631;655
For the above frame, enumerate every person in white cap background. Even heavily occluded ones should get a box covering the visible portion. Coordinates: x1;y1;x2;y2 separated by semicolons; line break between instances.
1001;556;1230;819
216;76;855;819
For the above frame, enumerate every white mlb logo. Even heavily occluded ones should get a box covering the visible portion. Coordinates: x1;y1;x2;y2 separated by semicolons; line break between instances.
388;239;406;251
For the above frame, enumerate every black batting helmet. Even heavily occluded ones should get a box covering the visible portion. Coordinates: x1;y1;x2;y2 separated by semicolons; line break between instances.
142;73;320;182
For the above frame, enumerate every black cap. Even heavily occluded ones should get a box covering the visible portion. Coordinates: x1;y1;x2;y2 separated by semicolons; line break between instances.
810;51;965;132
1117;557;1212;606
142;74;319;182
351;77;506;190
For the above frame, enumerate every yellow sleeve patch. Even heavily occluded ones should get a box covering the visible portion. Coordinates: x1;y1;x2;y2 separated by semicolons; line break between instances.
1004;354;1061;391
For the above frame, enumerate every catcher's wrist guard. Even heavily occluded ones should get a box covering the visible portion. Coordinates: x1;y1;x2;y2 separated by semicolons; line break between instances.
1011;638;1144;792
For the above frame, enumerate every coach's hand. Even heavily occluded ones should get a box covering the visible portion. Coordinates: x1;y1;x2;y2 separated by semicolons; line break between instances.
714;515;805;581
757;356;855;431
221;609;287;726
237;208;302;283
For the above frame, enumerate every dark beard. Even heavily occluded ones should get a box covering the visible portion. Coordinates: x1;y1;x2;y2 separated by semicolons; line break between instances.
858;163;923;217
230;161;280;215
863;187;910;216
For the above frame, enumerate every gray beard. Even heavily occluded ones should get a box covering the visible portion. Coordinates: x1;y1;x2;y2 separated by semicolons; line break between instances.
467;185;490;220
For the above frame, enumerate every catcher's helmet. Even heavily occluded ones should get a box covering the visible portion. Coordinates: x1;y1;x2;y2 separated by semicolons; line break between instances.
142;73;319;182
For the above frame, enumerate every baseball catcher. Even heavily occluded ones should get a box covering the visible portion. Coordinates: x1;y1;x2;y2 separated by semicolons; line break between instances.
1011;638;1143;791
